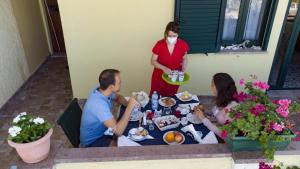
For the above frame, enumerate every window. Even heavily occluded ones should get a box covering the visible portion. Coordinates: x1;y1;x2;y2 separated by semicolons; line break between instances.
175;0;278;53
222;0;241;41
222;0;271;46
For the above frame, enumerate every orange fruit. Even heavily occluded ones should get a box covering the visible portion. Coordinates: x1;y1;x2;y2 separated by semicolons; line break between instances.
165;132;175;143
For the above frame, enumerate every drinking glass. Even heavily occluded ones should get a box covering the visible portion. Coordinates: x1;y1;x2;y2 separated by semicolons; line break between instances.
163;107;172;115
148;120;155;131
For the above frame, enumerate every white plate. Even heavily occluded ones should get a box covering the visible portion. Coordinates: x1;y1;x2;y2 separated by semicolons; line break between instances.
128;127;148;142
129;111;143;121
135;91;149;107
175;92;193;102
186;113;202;124
163;131;185;145
179;103;199;110
159;97;176;107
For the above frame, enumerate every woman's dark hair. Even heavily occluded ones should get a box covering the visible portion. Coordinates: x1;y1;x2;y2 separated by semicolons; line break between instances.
99;69;120;90
213;73;238;107
164;21;180;39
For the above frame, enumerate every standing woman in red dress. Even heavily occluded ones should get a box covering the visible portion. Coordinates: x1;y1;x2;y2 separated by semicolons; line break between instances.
150;21;189;97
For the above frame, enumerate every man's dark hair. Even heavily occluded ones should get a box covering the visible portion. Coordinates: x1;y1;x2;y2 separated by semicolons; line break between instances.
99;69;120;90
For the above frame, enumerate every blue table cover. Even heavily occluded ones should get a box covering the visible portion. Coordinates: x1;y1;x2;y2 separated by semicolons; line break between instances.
119;96;220;145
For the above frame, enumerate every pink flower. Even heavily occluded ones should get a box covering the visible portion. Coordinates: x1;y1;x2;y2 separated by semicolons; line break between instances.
239;78;245;86
268;122;275;132
252;80;270;90
224;120;231;125
233;92;248;102
261;119;266;125
251;104;266;116
255;104;266;113
276;107;289;118
278;99;291;109
293;131;300;141
251;96;258;102
274;99;291;118
272;122;285;132
259;162;273;169
251;107;259;116
235;113;242;119
220;130;228;138
272;100;279;104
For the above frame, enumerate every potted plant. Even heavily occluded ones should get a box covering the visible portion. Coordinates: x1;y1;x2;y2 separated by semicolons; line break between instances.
221;76;300;160
7;112;53;163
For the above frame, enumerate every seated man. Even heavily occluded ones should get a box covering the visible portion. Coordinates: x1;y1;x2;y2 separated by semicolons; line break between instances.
80;69;138;147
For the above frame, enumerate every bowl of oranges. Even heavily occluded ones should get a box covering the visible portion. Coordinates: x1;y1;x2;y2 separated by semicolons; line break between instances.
163;131;185;145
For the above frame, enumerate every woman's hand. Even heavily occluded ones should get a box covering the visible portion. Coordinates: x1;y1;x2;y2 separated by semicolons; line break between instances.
193;105;206;120
162;67;172;75
151;54;172;74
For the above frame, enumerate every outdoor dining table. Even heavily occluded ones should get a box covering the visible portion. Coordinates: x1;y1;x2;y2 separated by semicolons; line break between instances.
118;95;220;146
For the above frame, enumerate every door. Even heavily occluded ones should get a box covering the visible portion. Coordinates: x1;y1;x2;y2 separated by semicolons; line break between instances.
44;0;66;54
269;0;300;89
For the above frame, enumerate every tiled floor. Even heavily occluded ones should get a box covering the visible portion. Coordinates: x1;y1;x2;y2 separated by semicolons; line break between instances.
0;57;300;169
284;51;300;88
0;57;73;168
269;20;300;88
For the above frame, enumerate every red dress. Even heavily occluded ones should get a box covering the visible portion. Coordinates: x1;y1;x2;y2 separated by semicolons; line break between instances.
150;39;189;97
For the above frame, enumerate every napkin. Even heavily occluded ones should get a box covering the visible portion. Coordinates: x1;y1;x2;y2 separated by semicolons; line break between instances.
127;134;154;140
181;124;202;143
192;95;200;102
200;131;218;144
142;135;154;139
118;135;141;147
104;128;114;136
181;124;218;144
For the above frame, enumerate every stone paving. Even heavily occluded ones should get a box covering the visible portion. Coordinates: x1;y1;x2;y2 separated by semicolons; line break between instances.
0;57;299;169
0;57;73;169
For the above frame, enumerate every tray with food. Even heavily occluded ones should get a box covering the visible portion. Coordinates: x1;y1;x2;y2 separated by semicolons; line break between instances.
153;115;180;131
162;72;190;86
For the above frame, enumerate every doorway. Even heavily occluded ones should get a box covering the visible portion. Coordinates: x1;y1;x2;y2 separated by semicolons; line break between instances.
44;0;66;55
269;0;300;89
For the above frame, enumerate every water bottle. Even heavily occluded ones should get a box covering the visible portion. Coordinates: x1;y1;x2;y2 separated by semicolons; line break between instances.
151;91;158;111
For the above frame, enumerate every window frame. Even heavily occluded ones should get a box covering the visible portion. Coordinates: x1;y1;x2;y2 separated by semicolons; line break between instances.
174;0;279;53
221;0;273;47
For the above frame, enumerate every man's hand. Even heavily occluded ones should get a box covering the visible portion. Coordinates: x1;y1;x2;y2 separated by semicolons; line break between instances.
127;94;139;109
115;94;128;107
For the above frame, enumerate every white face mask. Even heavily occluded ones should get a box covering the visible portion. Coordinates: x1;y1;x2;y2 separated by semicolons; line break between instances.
167;37;177;44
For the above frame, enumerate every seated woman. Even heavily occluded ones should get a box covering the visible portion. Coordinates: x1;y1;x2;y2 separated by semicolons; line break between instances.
193;73;238;137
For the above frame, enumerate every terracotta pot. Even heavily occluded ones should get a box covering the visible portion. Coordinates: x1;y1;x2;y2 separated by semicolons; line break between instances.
8;128;53;163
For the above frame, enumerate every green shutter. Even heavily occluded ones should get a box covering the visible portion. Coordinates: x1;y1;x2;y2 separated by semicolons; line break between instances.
175;0;226;54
